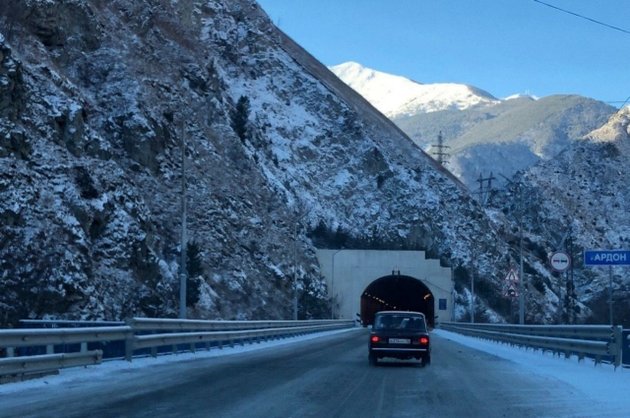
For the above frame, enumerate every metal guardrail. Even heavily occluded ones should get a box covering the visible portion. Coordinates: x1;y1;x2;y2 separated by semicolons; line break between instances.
0;326;133;348
0;351;103;377
19;319;126;328
0;318;355;380
129;317;344;331
128;322;351;357
126;319;354;360
440;322;623;368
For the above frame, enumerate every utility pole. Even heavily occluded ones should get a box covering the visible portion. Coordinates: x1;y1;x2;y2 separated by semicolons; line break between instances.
608;266;613;325
512;180;525;325
470;266;475;323
553;168;579;324
431;131;450;166
293;222;298;320
470;248;476;323
499;174;525;324
566;228;575;324
179;119;188;319
518;213;524;324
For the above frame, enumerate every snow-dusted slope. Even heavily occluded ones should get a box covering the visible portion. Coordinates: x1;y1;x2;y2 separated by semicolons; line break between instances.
0;0;511;325
330;62;499;117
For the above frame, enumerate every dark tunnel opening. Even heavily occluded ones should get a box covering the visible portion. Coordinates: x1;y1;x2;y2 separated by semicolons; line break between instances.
360;274;434;327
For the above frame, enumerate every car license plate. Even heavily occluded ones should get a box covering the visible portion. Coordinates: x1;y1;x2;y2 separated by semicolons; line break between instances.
389;338;410;344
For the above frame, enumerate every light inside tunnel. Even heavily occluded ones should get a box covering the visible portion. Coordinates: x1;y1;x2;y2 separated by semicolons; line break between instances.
360;274;434;327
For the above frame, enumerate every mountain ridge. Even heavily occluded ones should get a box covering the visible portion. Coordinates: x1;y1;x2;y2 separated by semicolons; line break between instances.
331;61;616;187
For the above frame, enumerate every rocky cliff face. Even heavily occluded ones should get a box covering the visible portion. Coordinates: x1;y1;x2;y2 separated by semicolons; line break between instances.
485;107;630;324
1;0;315;324
0;0;586;326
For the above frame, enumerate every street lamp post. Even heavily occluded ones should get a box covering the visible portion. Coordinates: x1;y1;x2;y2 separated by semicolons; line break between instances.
469;245;475;323
292;222;298;320
470;264;475;323
179;118;187;319
518;216;524;325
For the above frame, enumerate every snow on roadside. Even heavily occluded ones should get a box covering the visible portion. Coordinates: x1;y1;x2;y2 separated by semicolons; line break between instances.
435;329;630;416
0;327;361;395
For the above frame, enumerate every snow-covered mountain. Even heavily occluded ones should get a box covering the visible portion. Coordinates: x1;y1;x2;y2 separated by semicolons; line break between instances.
330;62;499;117
331;62;615;188
0;0;513;326
0;0;626;328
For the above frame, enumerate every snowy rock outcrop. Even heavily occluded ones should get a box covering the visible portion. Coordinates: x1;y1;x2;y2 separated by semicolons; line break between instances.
486;107;630;324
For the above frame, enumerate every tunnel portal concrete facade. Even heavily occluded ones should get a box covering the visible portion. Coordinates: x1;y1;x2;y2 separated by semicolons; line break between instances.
316;249;454;324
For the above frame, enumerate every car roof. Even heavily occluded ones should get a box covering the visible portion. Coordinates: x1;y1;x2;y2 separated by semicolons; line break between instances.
375;310;425;317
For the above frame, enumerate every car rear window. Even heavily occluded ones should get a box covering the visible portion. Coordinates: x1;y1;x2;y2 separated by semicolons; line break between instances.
374;314;426;331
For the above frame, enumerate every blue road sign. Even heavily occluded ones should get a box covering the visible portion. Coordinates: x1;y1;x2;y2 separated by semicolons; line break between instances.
584;250;630;266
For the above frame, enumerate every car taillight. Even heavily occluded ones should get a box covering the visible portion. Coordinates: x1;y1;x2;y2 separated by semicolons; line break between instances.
419;336;429;345
371;335;380;343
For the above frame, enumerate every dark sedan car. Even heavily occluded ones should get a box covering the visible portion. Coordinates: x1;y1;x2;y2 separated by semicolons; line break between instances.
368;311;431;366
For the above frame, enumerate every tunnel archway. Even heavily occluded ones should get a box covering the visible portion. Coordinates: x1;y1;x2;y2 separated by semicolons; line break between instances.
361;274;435;327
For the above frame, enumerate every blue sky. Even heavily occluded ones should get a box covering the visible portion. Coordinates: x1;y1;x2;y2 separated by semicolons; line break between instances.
257;0;630;105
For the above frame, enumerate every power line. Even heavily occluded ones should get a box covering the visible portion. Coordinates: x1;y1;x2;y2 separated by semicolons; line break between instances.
533;0;630;35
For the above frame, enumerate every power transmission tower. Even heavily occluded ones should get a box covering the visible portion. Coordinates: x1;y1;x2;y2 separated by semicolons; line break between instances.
476;172;496;205
431;131;450;165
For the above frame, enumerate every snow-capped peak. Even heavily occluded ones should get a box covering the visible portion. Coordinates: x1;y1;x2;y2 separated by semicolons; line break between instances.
329;61;499;117
503;93;538;101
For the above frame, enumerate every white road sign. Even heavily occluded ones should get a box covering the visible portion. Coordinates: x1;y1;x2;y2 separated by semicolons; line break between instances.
550;251;570;272
504;268;519;297
505;268;519;283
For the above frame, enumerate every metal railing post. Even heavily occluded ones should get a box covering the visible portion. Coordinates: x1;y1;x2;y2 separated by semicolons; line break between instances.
125;333;134;362
613;325;623;368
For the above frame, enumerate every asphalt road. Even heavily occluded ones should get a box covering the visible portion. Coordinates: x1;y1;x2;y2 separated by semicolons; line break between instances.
1;328;599;418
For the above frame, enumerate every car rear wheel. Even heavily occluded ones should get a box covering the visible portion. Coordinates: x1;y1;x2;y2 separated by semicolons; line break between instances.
422;354;431;366
369;352;378;366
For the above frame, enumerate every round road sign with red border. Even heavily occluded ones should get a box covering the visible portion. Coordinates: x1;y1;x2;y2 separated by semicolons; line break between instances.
550;251;570;272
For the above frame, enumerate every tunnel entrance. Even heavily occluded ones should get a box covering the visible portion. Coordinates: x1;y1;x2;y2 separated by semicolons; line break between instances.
360;274;434;327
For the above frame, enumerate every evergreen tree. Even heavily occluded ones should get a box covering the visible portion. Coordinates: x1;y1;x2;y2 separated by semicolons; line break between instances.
231;95;250;142
186;241;203;306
